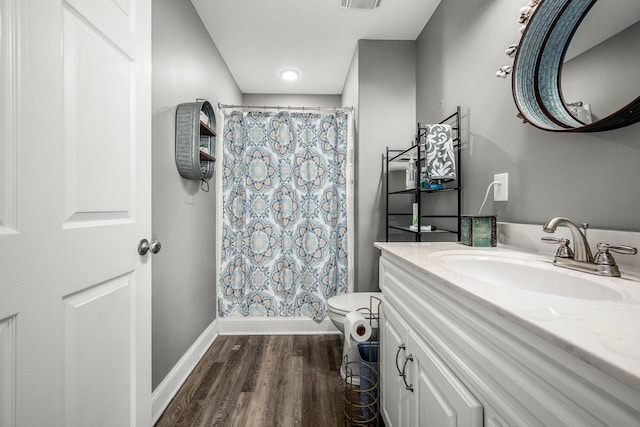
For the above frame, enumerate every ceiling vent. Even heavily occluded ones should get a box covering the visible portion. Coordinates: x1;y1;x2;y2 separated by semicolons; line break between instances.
340;0;382;9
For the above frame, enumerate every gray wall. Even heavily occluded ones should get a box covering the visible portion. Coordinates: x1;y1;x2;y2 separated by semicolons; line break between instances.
342;47;359;124
152;0;241;389
356;40;416;292
342;47;359;292
563;21;640;121
416;0;640;231
242;93;341;107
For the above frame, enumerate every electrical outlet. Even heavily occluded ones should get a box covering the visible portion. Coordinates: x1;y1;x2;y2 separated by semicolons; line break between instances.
494;173;508;201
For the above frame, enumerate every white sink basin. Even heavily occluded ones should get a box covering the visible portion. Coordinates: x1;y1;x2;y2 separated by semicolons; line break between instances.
429;250;624;301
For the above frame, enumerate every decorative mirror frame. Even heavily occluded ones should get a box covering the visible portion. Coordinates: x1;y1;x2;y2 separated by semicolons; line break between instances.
508;0;640;132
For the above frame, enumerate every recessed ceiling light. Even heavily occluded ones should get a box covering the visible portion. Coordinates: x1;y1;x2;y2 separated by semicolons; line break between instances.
281;69;299;81
340;0;382;9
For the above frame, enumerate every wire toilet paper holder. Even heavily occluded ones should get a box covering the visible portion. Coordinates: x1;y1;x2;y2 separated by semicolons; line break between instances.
343;295;382;426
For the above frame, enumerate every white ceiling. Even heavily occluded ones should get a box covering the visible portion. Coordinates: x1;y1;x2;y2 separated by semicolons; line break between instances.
191;0;441;95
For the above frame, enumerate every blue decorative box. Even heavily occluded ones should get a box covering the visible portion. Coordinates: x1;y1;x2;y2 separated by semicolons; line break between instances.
460;215;497;247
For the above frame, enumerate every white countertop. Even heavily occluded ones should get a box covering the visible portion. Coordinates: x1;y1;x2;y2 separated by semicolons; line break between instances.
374;241;640;390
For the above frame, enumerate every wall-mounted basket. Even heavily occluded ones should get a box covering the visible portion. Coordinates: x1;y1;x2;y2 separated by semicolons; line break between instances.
175;99;216;182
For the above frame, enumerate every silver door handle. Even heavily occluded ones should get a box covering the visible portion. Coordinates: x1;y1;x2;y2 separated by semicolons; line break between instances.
401;354;414;392
138;239;161;255
395;344;406;375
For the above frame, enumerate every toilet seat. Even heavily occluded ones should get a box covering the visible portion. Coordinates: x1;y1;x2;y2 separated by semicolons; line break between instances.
327;292;380;315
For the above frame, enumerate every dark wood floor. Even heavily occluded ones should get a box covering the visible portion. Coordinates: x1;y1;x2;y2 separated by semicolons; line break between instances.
155;334;347;427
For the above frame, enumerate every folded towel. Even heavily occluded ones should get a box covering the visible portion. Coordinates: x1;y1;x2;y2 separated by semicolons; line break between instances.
410;225;436;232
424;124;456;182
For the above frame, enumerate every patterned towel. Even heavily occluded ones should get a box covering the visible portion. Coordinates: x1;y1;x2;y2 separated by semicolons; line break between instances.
424;124;456;182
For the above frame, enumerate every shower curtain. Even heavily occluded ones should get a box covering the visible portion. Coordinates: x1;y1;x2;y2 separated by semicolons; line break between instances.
219;110;350;321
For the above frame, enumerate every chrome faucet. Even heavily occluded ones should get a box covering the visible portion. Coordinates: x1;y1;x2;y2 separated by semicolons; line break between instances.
541;217;637;277
542;217;593;263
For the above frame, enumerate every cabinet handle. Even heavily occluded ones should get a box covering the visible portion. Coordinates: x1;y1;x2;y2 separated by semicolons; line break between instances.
395;344;406;375
401;354;414;392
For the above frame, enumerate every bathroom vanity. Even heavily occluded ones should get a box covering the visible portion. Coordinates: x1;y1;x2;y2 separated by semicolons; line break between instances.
376;242;640;427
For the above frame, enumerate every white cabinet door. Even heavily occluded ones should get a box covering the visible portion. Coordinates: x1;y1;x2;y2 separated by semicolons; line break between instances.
381;302;411;427
407;330;483;427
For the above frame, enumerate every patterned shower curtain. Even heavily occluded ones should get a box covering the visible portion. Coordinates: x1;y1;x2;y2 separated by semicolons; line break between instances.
219;110;349;321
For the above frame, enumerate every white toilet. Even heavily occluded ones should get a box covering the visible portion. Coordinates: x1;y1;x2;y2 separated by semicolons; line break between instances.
328;292;381;385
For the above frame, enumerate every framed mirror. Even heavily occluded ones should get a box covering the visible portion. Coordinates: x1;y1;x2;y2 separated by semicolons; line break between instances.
511;0;640;132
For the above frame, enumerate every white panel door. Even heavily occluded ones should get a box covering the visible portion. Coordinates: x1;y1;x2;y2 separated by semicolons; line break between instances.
408;330;483;427
380;302;411;427
0;0;152;425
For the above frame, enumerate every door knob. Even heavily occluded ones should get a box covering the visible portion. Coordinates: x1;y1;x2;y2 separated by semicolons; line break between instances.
138;239;161;255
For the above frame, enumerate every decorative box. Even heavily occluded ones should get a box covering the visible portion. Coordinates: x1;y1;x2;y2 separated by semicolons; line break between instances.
460;215;497;247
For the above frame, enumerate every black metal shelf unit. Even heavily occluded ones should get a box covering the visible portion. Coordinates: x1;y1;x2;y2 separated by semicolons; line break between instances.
384;106;461;242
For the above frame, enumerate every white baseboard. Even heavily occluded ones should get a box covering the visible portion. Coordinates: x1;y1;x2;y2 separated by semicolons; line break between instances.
151;319;219;424
218;317;340;335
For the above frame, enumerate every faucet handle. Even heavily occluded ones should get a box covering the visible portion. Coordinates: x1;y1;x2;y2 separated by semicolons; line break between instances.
602;243;638;255
595;243;638;266
541;236;574;258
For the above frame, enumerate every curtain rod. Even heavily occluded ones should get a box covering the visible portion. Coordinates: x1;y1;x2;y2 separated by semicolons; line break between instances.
217;103;353;113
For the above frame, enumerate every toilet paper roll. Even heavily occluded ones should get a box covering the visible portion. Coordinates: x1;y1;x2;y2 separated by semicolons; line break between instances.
345;311;372;343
